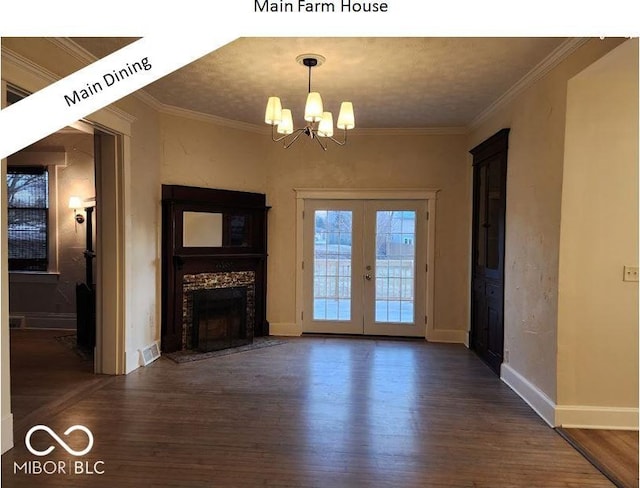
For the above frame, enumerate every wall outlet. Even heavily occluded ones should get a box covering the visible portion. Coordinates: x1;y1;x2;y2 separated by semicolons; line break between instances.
504;349;509;362
623;266;639;282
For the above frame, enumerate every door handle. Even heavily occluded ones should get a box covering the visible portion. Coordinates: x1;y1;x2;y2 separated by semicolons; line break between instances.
365;274;372;281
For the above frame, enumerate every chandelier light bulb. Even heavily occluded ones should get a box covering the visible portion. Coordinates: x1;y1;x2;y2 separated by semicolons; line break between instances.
317;112;334;138
337;102;355;130
304;92;323;122
277;109;294;135
265;96;282;125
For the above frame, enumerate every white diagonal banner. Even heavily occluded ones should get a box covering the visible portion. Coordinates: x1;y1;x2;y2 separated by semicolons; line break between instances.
0;34;236;160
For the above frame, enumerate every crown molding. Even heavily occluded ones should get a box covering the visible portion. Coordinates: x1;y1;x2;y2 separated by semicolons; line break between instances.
132;89;165;111
469;37;590;130
46;37;98;64
354;127;467;136
2;47;60;86
158;104;268;134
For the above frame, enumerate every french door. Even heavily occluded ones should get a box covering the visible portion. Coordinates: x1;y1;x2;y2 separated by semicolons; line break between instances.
302;199;427;337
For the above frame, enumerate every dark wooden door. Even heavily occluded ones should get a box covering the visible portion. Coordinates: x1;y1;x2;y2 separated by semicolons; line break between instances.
470;129;509;375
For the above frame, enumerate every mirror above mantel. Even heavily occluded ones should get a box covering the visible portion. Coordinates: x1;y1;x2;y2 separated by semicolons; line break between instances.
181;210;253;250
183;212;223;248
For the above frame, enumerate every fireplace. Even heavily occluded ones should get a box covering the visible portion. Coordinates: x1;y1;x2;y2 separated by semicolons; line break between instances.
161;186;269;354
192;286;250;352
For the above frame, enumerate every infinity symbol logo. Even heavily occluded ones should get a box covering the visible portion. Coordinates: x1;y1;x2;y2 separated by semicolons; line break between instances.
25;425;94;457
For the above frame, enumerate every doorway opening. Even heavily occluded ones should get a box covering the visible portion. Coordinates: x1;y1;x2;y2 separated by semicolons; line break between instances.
5;100;99;426
3;83;125;433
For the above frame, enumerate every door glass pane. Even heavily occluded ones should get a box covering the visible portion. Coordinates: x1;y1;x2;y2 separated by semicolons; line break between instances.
313;210;352;321
475;166;487;267
486;160;502;269
375;211;415;323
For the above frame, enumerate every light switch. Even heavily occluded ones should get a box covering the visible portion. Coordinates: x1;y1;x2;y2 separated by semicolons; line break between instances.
623;266;639;282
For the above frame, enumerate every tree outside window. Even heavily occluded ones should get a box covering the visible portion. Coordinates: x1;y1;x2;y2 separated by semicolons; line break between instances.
7;166;49;271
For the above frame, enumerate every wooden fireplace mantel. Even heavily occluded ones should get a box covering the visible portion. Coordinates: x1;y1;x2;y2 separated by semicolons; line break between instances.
161;185;270;353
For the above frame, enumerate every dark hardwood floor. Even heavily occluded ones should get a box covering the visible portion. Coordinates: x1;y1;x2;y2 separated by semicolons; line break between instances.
2;335;614;487
7;329;111;432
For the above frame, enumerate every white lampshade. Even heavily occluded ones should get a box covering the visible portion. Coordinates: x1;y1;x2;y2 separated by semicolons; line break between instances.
304;92;323;122
317;112;334;138
277;109;294;135
337;102;355;130
265;97;282;125
68;196;83;210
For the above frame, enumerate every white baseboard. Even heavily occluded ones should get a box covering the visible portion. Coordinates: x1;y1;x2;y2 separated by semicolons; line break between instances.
426;328;467;343
501;363;557;427
125;352;139;375
269;322;301;336
556;405;639;430
2;413;14;454
497;363;638;430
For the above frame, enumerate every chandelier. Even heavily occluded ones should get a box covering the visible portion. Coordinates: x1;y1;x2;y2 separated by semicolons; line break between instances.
264;54;355;151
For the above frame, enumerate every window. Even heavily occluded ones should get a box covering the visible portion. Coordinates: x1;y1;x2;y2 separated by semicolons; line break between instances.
7;166;49;271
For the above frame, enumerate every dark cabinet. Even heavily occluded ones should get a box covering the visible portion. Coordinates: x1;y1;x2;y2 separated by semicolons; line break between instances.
470;129;509;375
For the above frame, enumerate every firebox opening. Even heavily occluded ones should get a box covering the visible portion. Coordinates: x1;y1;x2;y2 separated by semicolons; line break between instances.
192;286;251;353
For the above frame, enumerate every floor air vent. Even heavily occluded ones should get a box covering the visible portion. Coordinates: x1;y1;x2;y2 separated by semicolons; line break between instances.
140;342;161;366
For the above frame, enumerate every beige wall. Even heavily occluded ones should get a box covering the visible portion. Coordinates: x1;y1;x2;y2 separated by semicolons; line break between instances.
468;38;625;406
557;39;638;425
159;114;268;193
8;131;95;326
158;119;471;336
121;97;162;373
264;133;470;335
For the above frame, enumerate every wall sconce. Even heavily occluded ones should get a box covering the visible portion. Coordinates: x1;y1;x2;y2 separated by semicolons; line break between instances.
69;196;85;224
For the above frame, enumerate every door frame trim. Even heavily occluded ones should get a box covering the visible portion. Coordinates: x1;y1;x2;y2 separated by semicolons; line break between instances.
295;188;439;339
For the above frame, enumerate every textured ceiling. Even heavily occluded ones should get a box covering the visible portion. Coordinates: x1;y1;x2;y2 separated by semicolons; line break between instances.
71;37;566;129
